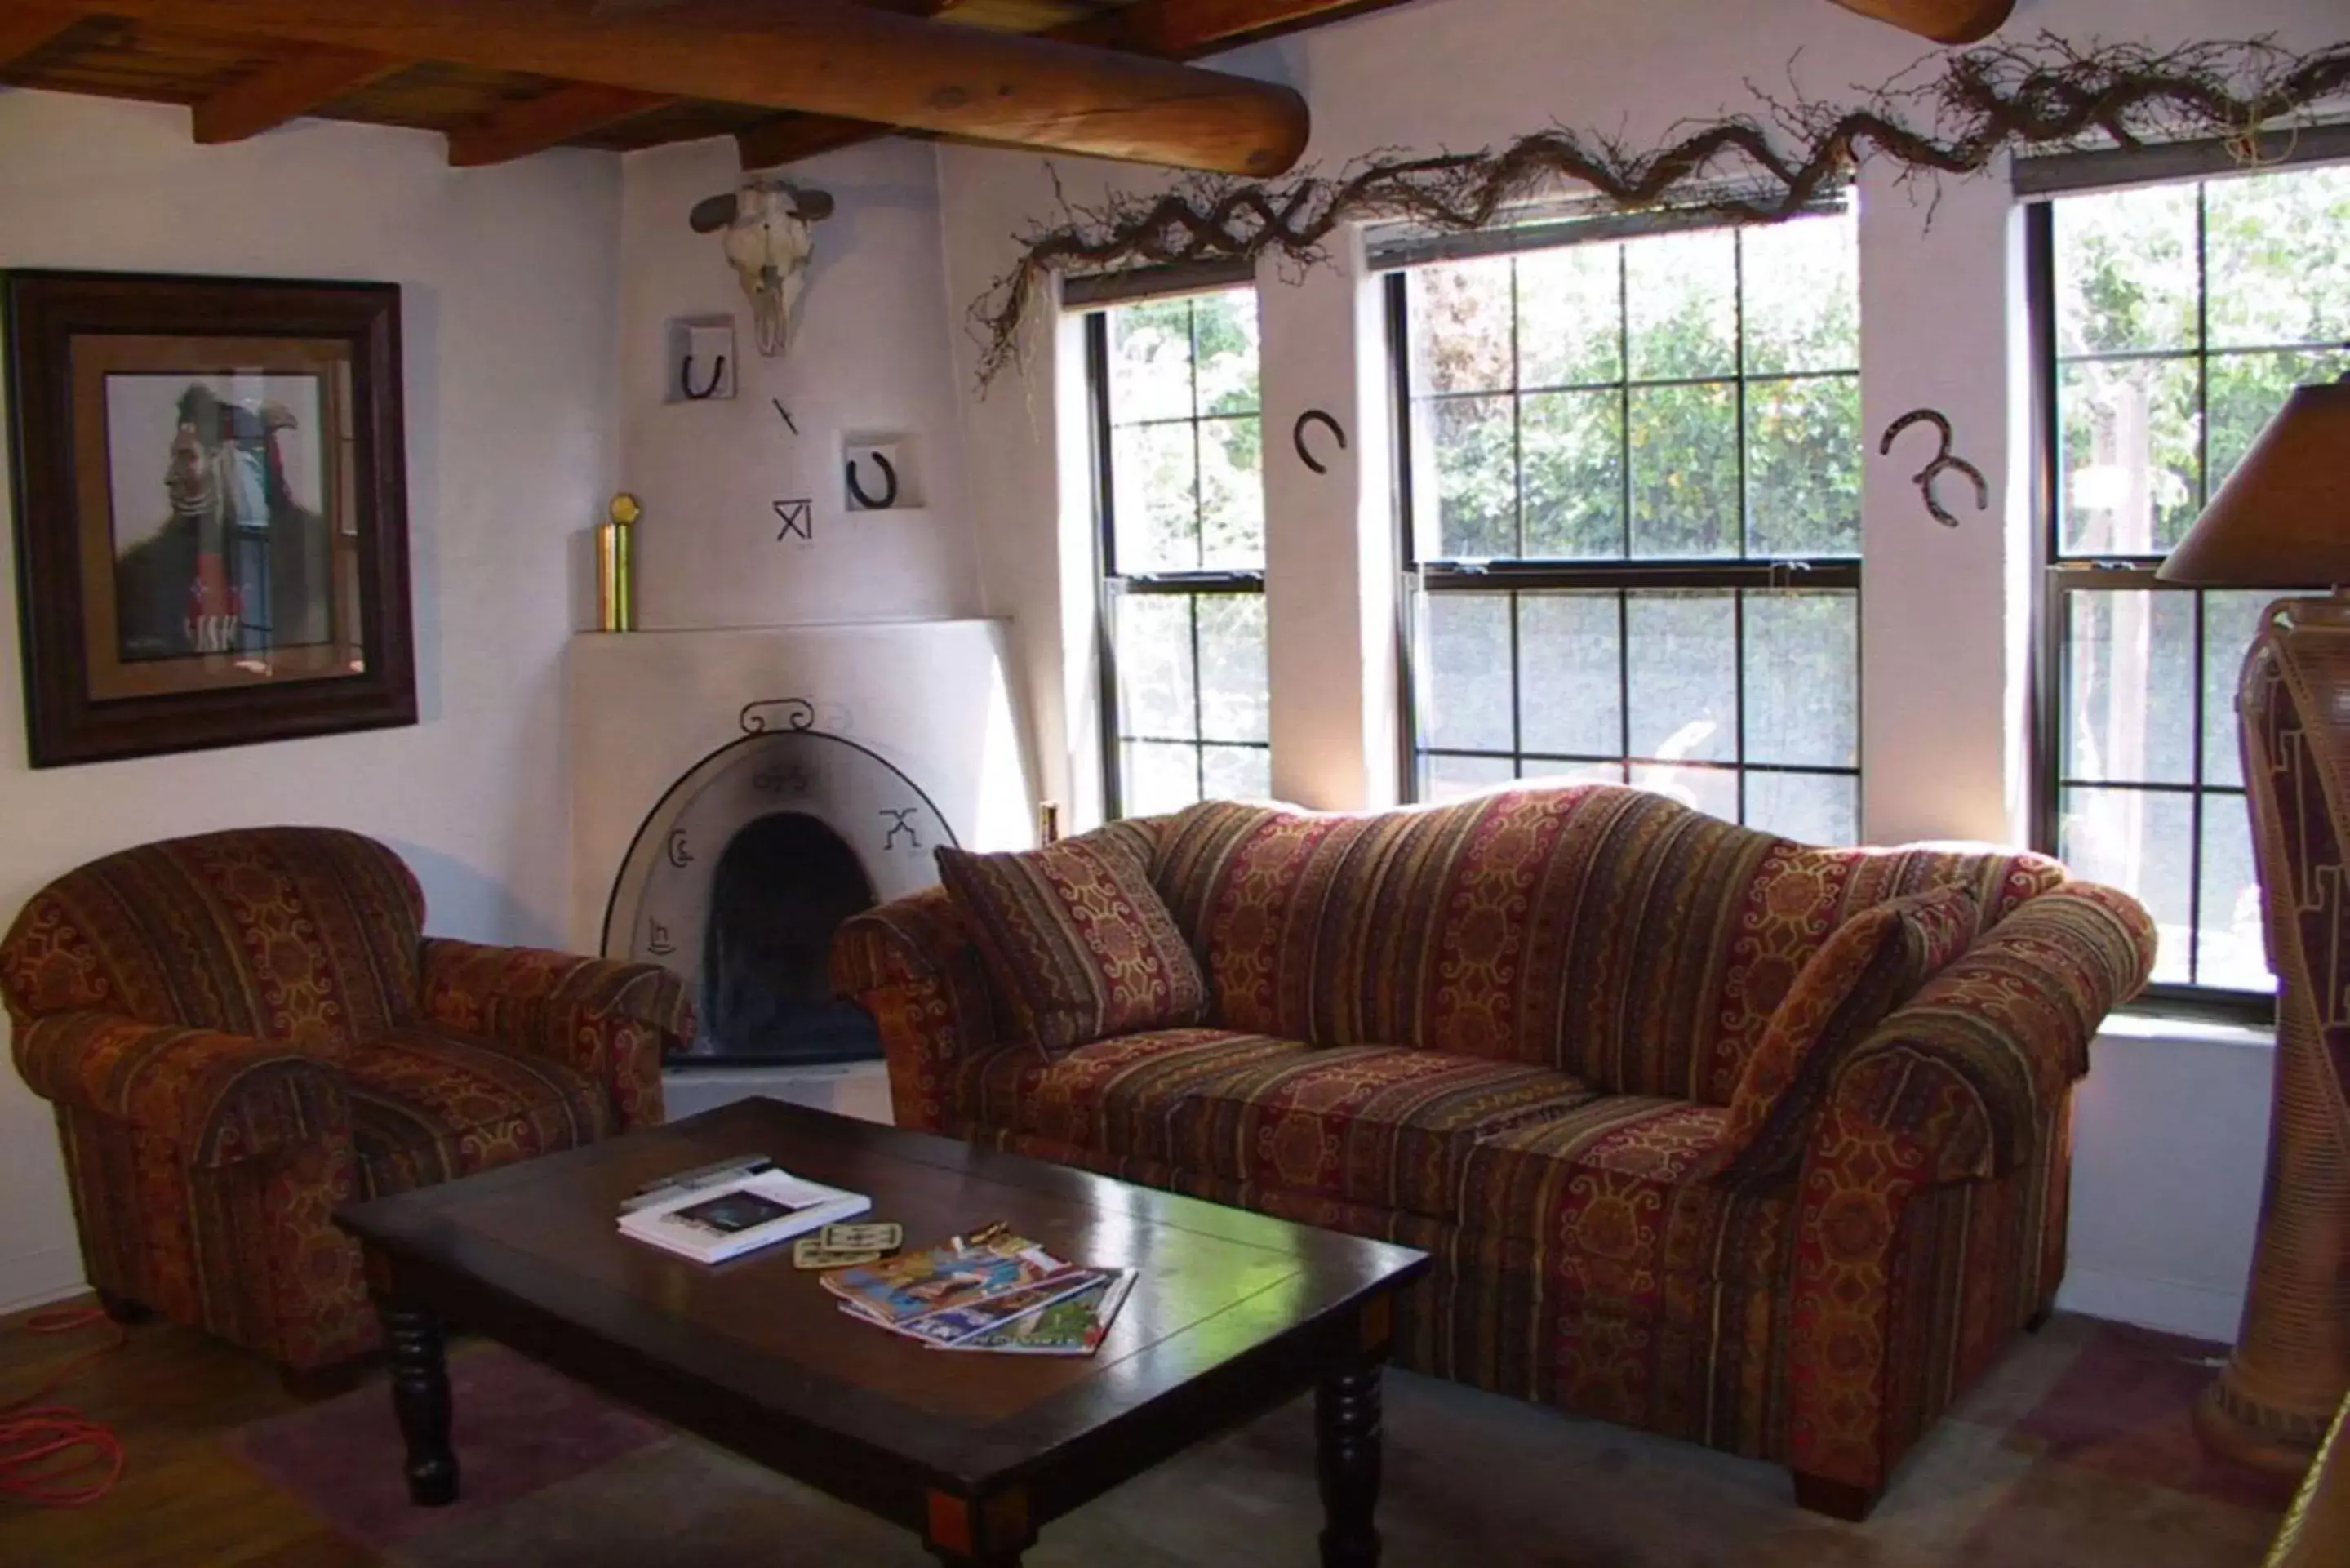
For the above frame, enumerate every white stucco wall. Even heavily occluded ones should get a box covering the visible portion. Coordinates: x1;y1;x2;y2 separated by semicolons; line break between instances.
616;135;979;629
0;91;623;1312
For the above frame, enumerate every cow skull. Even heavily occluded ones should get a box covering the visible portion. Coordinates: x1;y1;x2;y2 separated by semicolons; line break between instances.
689;180;835;358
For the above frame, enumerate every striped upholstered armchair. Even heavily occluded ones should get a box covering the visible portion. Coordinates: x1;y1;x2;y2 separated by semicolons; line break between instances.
1;827;693;1377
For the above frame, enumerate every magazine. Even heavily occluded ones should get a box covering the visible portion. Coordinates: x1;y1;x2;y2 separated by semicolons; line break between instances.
942;1268;1136;1356
875;1267;1114;1348
822;1228;1070;1326
618;1166;868;1264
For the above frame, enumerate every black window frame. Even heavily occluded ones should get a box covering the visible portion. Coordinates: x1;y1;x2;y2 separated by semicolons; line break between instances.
1082;296;1269;821
1382;210;1864;833
2019;154;2350;1024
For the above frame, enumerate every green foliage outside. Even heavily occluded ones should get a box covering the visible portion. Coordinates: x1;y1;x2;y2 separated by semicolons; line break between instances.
2052;164;2350;992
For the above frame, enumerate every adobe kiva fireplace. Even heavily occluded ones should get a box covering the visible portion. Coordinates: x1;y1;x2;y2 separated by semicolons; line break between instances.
603;699;956;1065
566;621;1032;1108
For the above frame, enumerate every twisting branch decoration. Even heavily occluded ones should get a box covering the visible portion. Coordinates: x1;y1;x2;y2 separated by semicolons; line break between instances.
972;34;2350;389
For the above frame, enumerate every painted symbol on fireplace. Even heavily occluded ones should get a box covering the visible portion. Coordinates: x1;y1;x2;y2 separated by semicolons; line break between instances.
880;808;922;851
664;829;693;869
646;918;677;957
754;762;813;797
773;498;814;541
771;398;799;437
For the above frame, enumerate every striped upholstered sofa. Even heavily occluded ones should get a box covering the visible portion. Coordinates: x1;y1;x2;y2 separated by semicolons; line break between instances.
832;787;2156;1518
2;828;694;1378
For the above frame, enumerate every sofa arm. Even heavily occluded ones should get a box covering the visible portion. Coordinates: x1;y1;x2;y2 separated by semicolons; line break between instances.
11;1011;347;1168
419;939;694;1131
830;886;997;1133
1823;881;2157;1185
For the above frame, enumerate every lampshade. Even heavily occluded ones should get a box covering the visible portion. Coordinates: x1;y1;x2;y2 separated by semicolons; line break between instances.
2157;380;2350;588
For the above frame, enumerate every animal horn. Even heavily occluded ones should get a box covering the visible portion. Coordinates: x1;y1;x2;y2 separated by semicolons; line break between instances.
787;187;836;221
688;193;741;233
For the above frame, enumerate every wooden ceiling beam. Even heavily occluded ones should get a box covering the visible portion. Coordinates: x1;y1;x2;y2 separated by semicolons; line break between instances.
737;0;1408;170
447;82;674;167
95;0;1312;175
191;47;406;144
0;7;91;70
1823;0;2012;46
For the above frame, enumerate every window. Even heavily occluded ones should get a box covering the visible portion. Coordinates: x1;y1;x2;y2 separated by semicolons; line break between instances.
1390;207;1863;843
2031;162;2350;1002
1086;287;1270;816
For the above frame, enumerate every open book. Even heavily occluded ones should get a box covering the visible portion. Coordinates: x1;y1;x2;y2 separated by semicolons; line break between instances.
619;1166;869;1264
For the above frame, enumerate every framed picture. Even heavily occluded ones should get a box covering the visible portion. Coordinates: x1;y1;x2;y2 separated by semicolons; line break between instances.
4;270;415;768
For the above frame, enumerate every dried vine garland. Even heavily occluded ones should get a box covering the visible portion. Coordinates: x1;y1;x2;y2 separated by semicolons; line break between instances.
972;33;2350;389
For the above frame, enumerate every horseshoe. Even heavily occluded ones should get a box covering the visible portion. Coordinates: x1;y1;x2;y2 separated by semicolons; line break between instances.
846;452;900;510
1292;408;1349;475
1879;408;1989;529
679;353;726;401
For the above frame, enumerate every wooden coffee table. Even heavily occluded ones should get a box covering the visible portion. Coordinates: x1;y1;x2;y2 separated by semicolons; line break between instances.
333;1097;1430;1566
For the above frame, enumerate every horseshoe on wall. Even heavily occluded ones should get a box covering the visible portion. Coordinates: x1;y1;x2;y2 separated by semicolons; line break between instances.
1292;408;1349;475
679;353;726;401
1879;408;1989;528
845;451;900;510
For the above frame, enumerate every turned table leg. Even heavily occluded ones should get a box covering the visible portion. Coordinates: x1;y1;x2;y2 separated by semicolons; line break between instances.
1317;1361;1384;1568
382;1303;458;1505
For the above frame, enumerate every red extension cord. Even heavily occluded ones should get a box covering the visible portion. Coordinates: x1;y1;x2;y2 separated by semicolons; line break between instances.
0;1306;126;1508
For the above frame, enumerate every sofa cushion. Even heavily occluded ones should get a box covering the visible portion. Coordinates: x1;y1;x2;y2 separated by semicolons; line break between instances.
1708;883;1980;1179
1446;1098;1793;1440
960;1027;1310;1152
937;837;1207;1057
1454;1096;1784;1273
1158;1045;1600;1221
345;1028;611;1201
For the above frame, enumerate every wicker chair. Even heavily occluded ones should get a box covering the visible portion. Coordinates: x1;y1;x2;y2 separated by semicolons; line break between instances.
1;827;692;1378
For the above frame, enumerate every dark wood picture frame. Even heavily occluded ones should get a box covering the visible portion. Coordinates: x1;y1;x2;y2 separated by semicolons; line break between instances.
5;270;415;768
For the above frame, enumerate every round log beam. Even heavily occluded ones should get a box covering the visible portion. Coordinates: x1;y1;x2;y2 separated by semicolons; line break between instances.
1825;0;2013;46
99;0;1312;175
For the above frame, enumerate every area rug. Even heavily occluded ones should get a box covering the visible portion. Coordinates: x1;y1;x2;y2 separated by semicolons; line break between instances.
231;1315;2294;1567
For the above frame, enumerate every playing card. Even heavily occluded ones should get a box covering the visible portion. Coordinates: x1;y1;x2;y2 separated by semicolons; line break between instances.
793;1237;884;1271
822;1221;903;1254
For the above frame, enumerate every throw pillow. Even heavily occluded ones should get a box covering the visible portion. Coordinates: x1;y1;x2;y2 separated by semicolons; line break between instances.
934;837;1207;1057
1710;882;1979;1179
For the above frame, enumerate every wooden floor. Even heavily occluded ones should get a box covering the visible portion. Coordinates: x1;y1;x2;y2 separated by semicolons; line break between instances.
0;1295;378;1567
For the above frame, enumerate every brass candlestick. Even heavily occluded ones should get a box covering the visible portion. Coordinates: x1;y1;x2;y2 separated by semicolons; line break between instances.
597;493;641;632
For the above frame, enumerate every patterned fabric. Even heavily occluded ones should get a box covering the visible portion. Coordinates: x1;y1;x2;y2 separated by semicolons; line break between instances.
1710;884;1979;1181
420;939;689;1131
935;836;1207;1056
960;1027;1313;1151
1828;882;2156;1184
12;1011;346;1168
0;827;424;1047
1159;1046;1597;1220
844;784;2155;1504
1;828;691;1371
1146;790;2063;1104
344;1028;611;1200
831;885;999;1133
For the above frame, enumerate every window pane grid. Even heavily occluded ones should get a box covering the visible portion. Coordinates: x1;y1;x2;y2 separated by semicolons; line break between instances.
1094;290;1268;817
1398;207;1861;842
1410;584;1860;842
2039;161;2348;1000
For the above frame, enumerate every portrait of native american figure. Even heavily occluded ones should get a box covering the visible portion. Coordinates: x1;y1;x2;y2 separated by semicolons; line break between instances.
107;377;335;664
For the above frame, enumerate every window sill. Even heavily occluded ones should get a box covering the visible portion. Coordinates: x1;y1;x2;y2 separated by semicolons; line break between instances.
2099;1007;2274;1053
